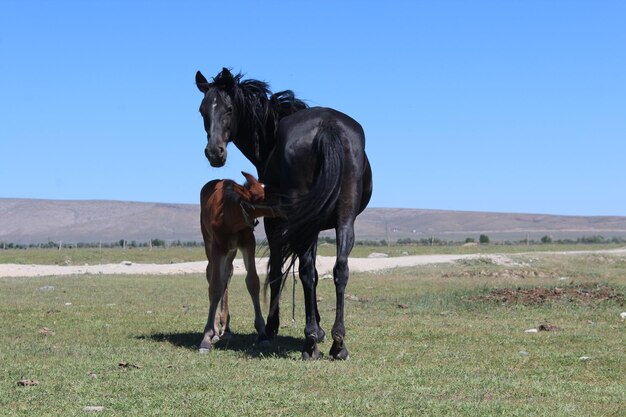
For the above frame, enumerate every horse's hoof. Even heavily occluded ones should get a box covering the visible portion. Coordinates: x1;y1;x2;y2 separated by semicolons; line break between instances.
265;314;280;339
301;344;323;360
329;342;349;360
256;339;271;349
256;333;271;347
301;350;323;360
265;323;279;339
317;327;326;343
220;331;233;341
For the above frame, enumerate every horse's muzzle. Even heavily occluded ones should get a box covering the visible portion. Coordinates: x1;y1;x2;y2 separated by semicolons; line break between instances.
205;145;226;167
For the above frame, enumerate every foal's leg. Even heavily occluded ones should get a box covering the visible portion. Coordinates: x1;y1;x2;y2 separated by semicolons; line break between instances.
199;249;227;353
299;244;323;360
329;219;355;360
239;231;268;345
217;287;230;338
217;250;236;339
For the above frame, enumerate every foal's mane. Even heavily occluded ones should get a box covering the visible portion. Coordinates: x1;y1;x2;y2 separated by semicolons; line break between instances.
211;69;308;163
221;180;247;206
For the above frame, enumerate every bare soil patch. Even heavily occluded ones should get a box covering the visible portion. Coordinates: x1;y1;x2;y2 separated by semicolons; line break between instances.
473;282;624;306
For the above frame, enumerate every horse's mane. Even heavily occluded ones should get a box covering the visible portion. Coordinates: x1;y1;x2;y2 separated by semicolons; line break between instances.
211;70;308;162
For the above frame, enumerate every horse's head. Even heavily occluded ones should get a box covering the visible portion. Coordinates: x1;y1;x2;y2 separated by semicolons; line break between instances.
196;68;239;167
241;171;265;202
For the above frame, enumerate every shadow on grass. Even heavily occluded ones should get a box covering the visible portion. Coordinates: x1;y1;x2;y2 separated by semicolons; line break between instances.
137;331;303;359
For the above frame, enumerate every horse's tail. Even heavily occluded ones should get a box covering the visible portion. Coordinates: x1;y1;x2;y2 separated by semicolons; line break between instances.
265;120;344;299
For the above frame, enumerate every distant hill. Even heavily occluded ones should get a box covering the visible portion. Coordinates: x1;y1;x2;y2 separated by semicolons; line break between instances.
1;198;626;244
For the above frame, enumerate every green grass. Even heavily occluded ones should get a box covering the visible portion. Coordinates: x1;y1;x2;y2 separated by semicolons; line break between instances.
1;243;622;265
342;242;624;258
0;247;207;265
1;253;624;416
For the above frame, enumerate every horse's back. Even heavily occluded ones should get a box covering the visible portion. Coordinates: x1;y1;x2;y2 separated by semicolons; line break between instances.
279;107;365;146
270;107;366;180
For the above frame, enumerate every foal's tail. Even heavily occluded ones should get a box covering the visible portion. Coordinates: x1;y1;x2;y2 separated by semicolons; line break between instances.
266;120;344;296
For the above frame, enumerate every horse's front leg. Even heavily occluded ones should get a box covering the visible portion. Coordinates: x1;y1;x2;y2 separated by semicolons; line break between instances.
239;232;269;345
329;221;355;360
199;250;227;353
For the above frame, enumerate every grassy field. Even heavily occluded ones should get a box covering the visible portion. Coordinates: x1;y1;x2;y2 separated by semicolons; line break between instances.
1;251;625;415
0;247;207;266
0;243;623;265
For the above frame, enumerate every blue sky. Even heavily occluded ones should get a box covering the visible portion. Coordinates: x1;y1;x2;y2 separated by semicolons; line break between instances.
1;1;624;216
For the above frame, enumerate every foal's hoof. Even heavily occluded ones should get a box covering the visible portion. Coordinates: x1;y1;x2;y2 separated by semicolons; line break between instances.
220;331;233;341
199;333;219;353
198;342;213;354
329;342;349;360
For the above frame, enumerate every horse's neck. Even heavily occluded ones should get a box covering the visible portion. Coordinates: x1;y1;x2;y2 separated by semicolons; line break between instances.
233;133;271;172
233;104;275;170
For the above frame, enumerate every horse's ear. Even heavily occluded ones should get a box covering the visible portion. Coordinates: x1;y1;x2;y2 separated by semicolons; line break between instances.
219;67;236;93
196;71;209;93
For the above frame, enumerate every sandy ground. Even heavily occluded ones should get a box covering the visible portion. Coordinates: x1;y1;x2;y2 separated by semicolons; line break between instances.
1;248;625;279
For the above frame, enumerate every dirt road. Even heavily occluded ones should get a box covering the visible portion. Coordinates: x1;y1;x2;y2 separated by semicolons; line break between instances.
1;248;625;278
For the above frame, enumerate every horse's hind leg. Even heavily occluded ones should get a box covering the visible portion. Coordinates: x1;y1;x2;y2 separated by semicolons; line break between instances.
329;219;355;360
311;243;325;343
239;232;268;345
264;219;283;338
299;244;323;360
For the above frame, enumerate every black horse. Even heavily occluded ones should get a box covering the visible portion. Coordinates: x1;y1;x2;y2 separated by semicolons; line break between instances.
196;68;372;359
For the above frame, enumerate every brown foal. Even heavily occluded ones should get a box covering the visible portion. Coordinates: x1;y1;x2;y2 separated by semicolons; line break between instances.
198;171;277;352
